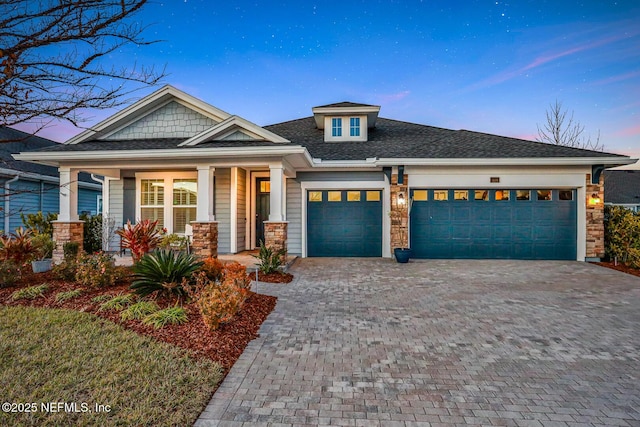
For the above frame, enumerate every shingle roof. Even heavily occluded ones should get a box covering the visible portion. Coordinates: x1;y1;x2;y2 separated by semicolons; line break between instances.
36;138;286;152
313;102;379;109
264;117;624;160
604;170;640;204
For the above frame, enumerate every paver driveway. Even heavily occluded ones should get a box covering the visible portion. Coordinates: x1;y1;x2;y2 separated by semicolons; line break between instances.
196;259;640;426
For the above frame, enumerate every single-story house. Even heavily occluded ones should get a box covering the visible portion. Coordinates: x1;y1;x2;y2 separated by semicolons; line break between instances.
0;127;102;234
14;85;636;262
604;170;640;212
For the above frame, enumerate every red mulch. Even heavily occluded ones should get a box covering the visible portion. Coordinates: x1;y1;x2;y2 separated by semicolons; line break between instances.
0;272;277;370
594;261;640;278
248;271;293;283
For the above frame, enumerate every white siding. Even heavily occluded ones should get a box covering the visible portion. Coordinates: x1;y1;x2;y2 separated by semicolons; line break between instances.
108;179;124;251
215;169;231;254
286;178;302;256
106;101;218;140
236;168;246;251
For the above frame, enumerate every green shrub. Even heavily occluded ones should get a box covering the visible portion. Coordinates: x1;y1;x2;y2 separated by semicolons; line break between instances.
21;211;57;236
0;260;21;288
55;289;83;303
63;242;80;260
142;307;188;329
75;252;117;288
52;258;78;281
120;301;160;321
99;293;135;311
31;234;54;260
252;240;286;274
91;294;112;304
80;213;103;254
604;206;640;268
12;284;49;300
131;250;203;298
158;233;189;251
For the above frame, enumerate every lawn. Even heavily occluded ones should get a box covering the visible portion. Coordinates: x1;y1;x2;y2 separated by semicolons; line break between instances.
0;305;223;426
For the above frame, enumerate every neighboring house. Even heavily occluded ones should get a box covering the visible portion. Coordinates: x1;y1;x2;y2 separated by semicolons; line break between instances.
604;170;640;212
15;85;635;262
0;127;102;234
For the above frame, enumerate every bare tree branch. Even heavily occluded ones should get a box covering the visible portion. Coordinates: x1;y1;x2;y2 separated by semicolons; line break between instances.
0;0;166;130
536;100;604;151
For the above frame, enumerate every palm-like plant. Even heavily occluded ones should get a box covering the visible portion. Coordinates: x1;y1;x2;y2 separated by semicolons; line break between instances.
131;250;203;297
252;240;286;274
116;219;164;262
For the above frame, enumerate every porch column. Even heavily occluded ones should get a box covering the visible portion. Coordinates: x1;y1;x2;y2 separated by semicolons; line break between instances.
585;172;605;261
269;164;285;221
192;165;218;259
53;167;83;263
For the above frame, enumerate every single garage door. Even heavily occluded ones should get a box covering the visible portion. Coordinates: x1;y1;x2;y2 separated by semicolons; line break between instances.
307;190;382;257
410;189;577;260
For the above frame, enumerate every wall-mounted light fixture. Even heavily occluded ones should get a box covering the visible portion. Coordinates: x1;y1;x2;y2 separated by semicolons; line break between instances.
589;193;601;205
397;192;406;206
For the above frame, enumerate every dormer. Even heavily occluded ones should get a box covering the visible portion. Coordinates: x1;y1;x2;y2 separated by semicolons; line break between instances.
312;102;381;142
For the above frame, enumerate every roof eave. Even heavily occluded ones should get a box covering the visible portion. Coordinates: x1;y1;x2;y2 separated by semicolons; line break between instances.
374;157;637;167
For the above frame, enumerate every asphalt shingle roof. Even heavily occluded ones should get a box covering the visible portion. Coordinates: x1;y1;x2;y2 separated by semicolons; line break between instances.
604;170;640;204
313;101;379;108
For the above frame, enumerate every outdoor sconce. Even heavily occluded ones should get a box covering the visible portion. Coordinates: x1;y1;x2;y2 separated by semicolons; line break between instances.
589;193;601;205
397;192;406;206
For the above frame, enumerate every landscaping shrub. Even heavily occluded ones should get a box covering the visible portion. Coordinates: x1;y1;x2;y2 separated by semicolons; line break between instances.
223;261;251;291
99;293;135;311
604;205;640;268
63;241;80;259
11;284;49;300
252;240;286;274
142;306;188;329
91;294;112;304
200;256;225;282
52;258;78;281
121;301;160;321
158;233;189;252
116;219;164;262
80;213;103;254
21;211;57;236
0;227;37;266
31;234;54;260
0;260;21;288
75;252;118;288
55;289;83;303
131;250;203;298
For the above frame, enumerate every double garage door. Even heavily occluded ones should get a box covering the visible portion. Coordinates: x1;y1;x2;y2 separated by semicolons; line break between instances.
306;188;577;260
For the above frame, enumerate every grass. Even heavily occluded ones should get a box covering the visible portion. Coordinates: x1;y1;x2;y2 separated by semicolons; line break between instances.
11;284;49;300
55;289;84;303
142;306;188;329
0;305;223;426
120;301;159;321
98;293;135;312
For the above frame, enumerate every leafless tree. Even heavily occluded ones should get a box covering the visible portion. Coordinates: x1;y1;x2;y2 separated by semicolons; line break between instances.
536;100;603;151
0;0;165;131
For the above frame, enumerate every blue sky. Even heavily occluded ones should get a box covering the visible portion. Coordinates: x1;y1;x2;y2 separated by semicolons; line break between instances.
32;0;640;159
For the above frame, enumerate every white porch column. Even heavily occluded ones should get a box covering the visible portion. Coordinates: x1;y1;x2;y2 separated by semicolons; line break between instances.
59;167;79;221
269;164;285;221
196;165;215;222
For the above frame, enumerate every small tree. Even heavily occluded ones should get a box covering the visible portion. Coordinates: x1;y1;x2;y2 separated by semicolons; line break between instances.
537;100;603;151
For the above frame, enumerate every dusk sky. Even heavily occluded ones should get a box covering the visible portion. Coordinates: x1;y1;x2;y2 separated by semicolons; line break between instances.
28;0;640;160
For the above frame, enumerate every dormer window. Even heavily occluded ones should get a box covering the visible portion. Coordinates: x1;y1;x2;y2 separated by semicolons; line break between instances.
332;118;342;137
350;117;360;137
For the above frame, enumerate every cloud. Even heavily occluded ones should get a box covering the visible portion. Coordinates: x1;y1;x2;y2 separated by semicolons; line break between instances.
592;70;640;86
614;124;640;138
374;90;411;104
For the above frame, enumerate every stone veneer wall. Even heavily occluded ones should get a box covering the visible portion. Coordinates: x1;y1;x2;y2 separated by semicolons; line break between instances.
390;174;409;250
264;222;288;262
585;173;605;259
191;222;218;259
52;221;84;264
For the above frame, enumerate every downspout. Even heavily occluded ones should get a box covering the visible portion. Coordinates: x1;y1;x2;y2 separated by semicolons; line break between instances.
4;174;20;234
90;174;106;250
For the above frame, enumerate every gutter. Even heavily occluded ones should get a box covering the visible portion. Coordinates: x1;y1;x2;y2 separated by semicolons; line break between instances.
4;174;20;234
0;167;102;191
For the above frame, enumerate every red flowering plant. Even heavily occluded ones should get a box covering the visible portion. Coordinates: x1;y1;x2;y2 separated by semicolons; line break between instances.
116;219;165;262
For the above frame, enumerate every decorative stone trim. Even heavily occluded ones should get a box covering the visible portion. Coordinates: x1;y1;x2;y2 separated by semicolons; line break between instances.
264;221;288;263
390;173;409;250
52;221;84;264
191;222;219;259
585;173;605;260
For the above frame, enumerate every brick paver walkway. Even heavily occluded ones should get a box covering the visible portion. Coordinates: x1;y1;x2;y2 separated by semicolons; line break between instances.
196;259;640;426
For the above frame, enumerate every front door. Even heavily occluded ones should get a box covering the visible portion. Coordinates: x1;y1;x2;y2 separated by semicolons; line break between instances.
255;178;270;246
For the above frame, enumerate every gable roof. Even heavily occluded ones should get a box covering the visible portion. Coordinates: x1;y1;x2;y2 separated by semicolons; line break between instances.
179;115;290;146
0;127;60;176
604;170;640;205
314;101;379;109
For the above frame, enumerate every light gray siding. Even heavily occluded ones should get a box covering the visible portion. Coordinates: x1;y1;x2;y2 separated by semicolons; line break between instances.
236;168;246;252
106;101;218;140
108;179;124;251
286;177;302;256
296;171;385;182
222;130;256;141
215;168;231;254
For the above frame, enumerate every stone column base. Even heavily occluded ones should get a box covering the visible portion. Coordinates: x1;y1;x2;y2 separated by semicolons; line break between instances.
52;221;84;264
191;222;218;259
264;221;288;263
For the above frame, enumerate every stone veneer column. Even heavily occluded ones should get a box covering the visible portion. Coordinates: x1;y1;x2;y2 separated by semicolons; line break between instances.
390;173;409;251
264;221;288;263
191;222;218;259
585;173;605;260
52;221;84;264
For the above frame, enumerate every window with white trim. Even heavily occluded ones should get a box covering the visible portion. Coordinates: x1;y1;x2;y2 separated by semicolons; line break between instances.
137;173;198;234
173;178;197;234
350;117;360;136
331;118;342;137
140;179;165;228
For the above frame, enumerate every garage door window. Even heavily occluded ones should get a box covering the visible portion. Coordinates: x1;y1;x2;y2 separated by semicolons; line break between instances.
495;190;510;201
347;191;361;201
366;191;381;201
516;190;530;200
434;190;448;201
328;191;342;202
559;190;573;201
475;190;489;201
412;190;428;201
454;190;468;200
309;191;322;202
537;190;552;201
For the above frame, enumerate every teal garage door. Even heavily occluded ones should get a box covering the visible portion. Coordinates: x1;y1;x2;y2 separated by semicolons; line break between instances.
307;190;382;257
410;189;577;260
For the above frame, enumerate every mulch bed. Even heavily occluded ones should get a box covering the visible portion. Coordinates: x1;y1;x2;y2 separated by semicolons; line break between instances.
248;271;293;283
594;261;640;278
0;272;277;369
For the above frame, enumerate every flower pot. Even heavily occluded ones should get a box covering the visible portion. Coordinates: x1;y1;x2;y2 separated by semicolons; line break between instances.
394;248;411;263
32;259;53;273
